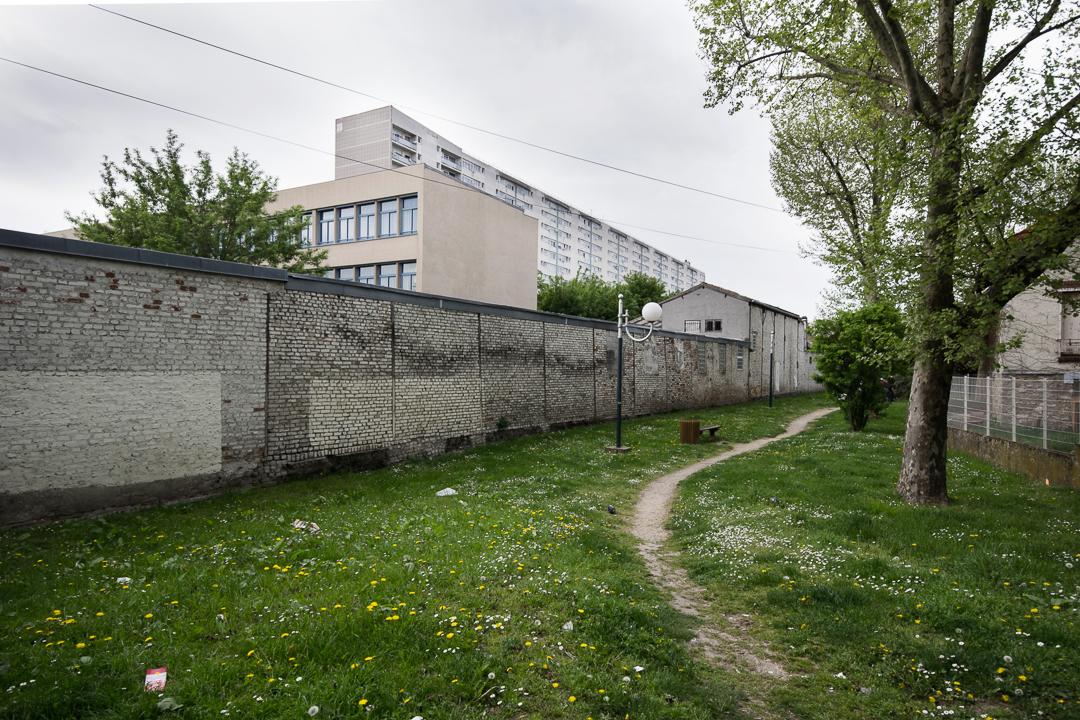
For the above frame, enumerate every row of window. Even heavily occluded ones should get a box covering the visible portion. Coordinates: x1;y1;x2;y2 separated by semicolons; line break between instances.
327;260;418;291
301;195;418;246
684;319;724;334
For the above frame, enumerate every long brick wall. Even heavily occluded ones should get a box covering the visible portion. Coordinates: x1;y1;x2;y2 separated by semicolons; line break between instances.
0;230;815;525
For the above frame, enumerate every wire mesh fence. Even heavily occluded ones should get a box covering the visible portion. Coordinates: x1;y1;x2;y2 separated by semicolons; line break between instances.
947;375;1080;453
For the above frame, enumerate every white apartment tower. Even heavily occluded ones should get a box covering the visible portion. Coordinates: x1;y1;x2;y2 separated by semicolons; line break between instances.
334;107;705;292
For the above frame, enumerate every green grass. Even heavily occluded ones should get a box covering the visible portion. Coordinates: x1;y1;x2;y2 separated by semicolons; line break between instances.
0;394;830;720
671;403;1080;720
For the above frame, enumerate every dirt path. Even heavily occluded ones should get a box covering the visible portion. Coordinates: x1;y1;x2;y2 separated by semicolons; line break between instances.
631;407;837;684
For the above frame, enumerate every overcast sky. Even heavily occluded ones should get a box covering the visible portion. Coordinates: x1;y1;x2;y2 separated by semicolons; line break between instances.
0;0;835;318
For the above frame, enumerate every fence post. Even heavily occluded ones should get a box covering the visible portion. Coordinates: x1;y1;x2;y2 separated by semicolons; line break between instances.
1011;376;1017;442
963;376;969;432
1042;377;1049;450
986;375;991;437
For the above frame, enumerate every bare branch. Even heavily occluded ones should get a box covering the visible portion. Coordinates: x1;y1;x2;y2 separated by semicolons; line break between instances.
734;48;792;77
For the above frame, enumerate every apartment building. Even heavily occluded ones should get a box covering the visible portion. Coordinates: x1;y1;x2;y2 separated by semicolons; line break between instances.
268;164;539;309
333;106;705;292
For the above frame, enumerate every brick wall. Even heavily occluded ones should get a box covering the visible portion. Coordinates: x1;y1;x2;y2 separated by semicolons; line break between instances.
1;232;819;525
0;240;280;524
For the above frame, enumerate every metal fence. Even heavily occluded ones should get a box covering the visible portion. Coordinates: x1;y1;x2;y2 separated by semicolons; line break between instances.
947;375;1080;453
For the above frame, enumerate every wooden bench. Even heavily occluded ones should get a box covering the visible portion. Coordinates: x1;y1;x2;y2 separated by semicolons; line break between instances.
699;425;720;440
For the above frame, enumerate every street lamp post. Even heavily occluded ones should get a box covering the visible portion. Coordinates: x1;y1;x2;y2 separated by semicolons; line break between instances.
610;293;663;452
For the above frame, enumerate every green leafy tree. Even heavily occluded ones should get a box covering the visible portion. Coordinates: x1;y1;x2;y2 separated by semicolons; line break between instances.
67;130;325;273
537;272;670;320
537;273;619;320
694;0;1080;503
770;92;918;307
618;272;670;320
811;304;907;431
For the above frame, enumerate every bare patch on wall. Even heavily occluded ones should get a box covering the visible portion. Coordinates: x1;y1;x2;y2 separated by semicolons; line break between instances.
0;371;222;493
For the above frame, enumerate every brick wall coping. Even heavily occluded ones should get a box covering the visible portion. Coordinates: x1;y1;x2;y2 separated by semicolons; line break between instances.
0;227;288;282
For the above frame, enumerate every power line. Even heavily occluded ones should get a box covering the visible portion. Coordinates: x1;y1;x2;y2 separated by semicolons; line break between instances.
88;3;786;214
0;55;795;257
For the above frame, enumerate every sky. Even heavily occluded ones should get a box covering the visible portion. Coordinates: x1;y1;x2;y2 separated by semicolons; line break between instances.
0;0;835;318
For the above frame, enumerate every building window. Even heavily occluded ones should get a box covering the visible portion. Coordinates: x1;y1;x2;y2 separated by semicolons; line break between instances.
378;262;398;288
401;261;417;291
318;209;334;245
736;347;744;369
684;320;701;333
299;213;311;247
379;200;398;237
359;203;375;239
750;330;758;351
400;196;418;234
337;266;355;281
705;319;722;333
338;206;355;242
357;265;376;284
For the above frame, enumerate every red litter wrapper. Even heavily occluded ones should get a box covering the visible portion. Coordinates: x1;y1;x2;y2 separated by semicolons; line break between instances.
145;667;167;692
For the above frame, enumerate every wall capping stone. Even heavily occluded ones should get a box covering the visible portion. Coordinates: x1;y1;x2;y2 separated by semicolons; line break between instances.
0;227;288;282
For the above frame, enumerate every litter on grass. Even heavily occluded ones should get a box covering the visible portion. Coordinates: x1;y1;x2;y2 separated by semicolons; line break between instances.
292;519;321;534
144;667;167;692
436;488;457;497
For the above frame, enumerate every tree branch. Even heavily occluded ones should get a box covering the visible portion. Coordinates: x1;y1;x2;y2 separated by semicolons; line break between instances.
974;174;1080;313
963;89;1080;206
854;0;942;122
984;0;1077;84
734;48;792;77
954;0;992;102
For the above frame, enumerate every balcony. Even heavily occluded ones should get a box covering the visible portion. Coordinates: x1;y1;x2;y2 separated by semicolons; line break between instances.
440;154;461;170
1059;338;1080;362
391;150;415;165
391;133;417;150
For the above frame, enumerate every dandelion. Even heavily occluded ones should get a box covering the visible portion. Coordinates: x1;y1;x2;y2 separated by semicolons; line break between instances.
144;613;153;619
358;698;368;706
568;696;576;703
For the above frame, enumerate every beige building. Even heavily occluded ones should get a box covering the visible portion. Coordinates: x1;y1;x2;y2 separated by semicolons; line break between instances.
269;164;539;309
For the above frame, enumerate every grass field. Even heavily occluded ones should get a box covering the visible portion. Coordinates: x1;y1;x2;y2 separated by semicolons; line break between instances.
0;395;830;720
671;403;1080;719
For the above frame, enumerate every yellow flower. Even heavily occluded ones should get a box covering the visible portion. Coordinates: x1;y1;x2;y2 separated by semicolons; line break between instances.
75;642;86;649
144;613;153;619
568;696;576;703
364;656;375;662
358;698;368;706
552;682;559;688
247;650;256;657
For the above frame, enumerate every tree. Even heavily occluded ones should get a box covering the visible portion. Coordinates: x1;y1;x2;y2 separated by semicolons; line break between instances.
811;303;907;430
617;272;670;320
536;272;670;320
770;92;918;307
68;130;325;273
694;0;1080;503
537;273;619;320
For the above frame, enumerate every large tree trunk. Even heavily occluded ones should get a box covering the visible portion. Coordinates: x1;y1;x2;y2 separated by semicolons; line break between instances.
897;122;962;504
898;356;952;503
